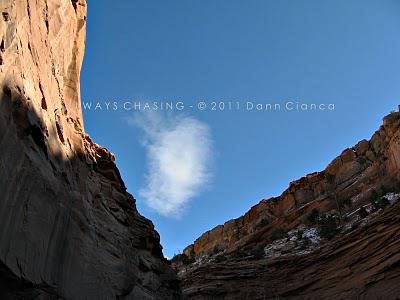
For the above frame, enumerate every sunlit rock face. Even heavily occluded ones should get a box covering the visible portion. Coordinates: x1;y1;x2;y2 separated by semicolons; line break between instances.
183;113;400;257
176;112;400;299
0;1;180;298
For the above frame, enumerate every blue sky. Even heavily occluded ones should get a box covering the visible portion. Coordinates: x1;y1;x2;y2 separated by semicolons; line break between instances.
81;0;400;257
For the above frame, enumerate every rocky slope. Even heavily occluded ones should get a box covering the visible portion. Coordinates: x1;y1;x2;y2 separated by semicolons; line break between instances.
0;1;179;299
175;112;400;299
180;199;400;299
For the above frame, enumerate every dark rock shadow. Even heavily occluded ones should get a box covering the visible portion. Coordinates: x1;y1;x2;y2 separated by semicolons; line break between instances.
0;83;181;299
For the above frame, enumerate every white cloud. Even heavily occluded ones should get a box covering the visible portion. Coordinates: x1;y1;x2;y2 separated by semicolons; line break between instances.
130;112;213;217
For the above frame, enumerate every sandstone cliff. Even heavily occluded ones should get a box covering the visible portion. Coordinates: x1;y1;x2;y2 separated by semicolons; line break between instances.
0;1;179;299
176;112;400;299
2;0;399;298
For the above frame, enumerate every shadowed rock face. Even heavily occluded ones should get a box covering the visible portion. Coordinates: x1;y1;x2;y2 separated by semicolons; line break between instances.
0;0;180;299
177;113;400;299
2;0;399;299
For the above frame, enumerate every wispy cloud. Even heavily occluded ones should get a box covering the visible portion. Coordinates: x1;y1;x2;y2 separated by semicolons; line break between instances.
129;112;213;217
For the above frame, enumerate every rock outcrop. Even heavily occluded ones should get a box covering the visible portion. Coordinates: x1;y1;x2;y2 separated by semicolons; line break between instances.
176;112;400;299
0;1;180;299
181;201;400;299
183;113;400;258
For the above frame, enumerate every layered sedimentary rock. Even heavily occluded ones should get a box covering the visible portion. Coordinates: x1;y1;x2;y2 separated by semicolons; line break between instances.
183;113;400;257
0;1;179;299
181;202;400;299
177;112;400;299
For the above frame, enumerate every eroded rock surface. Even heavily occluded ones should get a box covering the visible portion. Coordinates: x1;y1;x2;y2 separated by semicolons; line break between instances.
181;202;400;299
176;113;400;299
0;1;180;299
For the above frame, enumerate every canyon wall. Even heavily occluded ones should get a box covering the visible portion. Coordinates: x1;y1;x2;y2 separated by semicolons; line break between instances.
184;112;400;258
182;200;400;299
2;1;399;299
0;1;180;299
178;112;400;299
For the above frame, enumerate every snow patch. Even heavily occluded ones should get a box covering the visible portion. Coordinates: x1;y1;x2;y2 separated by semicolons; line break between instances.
383;192;400;204
264;227;321;258
302;228;321;244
